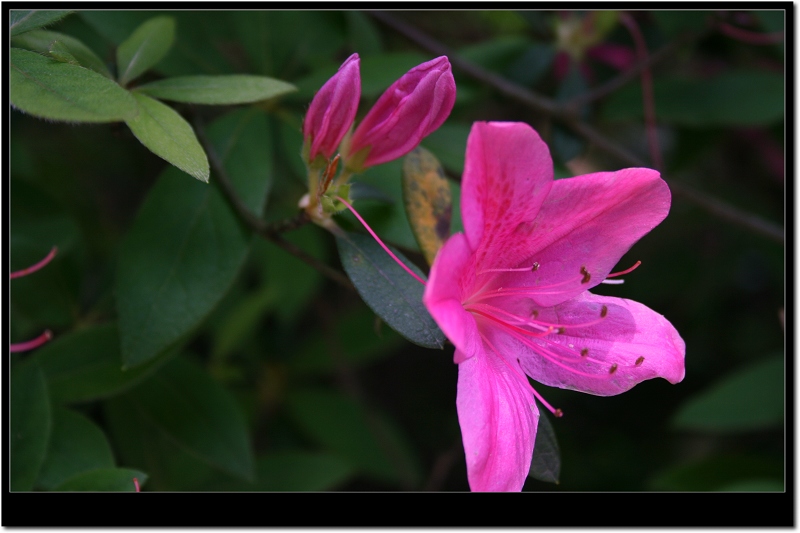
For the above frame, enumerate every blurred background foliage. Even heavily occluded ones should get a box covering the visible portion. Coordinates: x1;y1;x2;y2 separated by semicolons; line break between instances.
10;10;784;493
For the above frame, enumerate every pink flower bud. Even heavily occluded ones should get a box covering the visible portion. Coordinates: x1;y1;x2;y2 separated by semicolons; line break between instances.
303;53;361;161
347;56;456;169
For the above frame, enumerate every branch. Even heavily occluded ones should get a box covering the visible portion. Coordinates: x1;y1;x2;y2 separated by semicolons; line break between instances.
194;117;354;290
369;11;784;244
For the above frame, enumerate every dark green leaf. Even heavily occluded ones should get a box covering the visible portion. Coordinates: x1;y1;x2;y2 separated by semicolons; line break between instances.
602;70;785;127
402;146;452;265
10;10;73;37
652;11;711;38
459;35;531;72
108;356;255;481
506;43;556;86
421;122;471;175
117;109;272;367
673;355;783;433
716;479;784;491
290;306;404;376
36;407;115;490
116;16;175;85
12;30;113;78
336;232;445;349
36;323;172;403
136;75;296;105
553;65;589;163
649;454;783;491
345;12;383;56
200;451;355;491
287;388;421;487
125;92;209;182
10;47;137;123
11;358;52;491
53;468;146;491
529;412;561;484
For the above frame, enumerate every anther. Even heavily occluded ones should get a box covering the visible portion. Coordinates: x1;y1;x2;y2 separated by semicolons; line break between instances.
580;265;591;284
554;408;564;418
580;348;589;357
635;356;645;366
609;363;618;374
557;327;566;334
600;305;608;318
532;262;540;271
531;310;539;318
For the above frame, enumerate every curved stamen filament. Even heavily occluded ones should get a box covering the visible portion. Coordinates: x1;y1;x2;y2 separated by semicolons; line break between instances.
10;330;52;353
11;247;58;279
336;196;426;286
479;330;563;417
468;302;608;333
470;307;554;338
607;260;641;278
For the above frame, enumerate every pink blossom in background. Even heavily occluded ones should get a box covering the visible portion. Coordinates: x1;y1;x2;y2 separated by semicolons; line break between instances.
423;122;685;491
303;53;361;162
345;56;456;169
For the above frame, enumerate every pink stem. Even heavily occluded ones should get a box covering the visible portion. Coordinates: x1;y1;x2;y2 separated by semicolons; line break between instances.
717;21;784;45
10;330;52;353
619;12;663;170
336;196;426;286
10;247;58;279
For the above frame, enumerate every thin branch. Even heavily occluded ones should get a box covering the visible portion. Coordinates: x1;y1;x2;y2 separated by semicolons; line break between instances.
194;117;354;290
368;11;784;244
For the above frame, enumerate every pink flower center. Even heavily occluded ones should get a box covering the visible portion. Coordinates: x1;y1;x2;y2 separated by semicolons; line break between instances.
461;260;645;416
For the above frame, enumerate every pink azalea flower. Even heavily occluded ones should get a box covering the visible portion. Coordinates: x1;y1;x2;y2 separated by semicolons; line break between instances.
423;122;685;492
10;246;57;353
303;53;361;162
344;56;456;170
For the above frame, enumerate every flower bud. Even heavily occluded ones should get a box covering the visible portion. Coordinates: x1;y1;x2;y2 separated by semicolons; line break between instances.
303;53;361;162
345;56;456;169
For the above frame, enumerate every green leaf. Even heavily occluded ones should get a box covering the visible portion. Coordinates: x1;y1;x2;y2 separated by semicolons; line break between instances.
649;454;783;491
11;358;52;491
117;109;272;367
652;11;711;38
602;70;785;127
125;92;209;182
345;12;383;56
287;388;421;487
528;412;561;484
136;75;296;105
12;30;113;78
107;356;255;482
10;47;137;123
200;451;355;491
36;407;115;490
421;122;471;174
402;147;452;266
35;323;172;403
336;232;446;349
506;43;556;86
10;10;73;37
290;306;404;376
53;468;147;491
553;65;589;163
47;40;78;65
116;16;175;85
672;355;783;433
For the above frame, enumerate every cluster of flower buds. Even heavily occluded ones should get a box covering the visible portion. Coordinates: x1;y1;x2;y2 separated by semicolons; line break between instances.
300;53;456;226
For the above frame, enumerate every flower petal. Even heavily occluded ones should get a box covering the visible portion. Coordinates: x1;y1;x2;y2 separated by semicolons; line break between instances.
424;233;482;362
456;347;539;492
495;167;672;308
511;291;685;396
461;122;553;272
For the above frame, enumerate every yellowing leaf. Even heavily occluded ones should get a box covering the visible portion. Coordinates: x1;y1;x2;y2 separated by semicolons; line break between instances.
402;146;452;265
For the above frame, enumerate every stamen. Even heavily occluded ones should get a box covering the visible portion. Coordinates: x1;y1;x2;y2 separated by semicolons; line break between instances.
10;330;53;353
10;247;58;279
336;196;426;286
580;348;589;357
635;356;645;366
607;260;641;278
580;266;591;284
480;331;564;418
600;305;608;318
609;363;618;374
133;478;141;492
478;265;539;275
